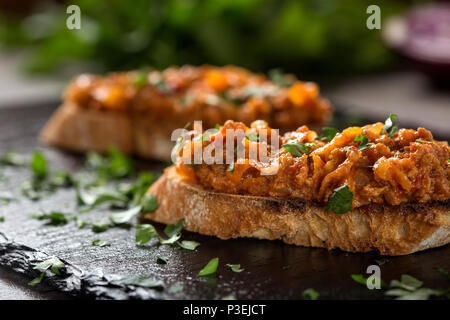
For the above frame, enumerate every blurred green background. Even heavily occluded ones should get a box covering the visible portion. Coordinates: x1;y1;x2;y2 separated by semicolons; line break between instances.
0;0;418;76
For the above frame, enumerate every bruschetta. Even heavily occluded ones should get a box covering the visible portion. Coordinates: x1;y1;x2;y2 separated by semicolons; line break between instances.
40;65;332;160
142;118;450;255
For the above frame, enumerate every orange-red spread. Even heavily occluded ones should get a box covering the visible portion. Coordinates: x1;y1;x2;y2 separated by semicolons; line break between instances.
175;120;450;208
64;65;332;131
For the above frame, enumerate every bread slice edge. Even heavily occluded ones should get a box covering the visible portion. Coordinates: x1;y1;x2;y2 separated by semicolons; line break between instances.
141;166;450;256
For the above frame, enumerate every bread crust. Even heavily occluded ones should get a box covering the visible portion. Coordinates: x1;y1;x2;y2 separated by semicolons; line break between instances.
142;166;450;256
40;103;134;154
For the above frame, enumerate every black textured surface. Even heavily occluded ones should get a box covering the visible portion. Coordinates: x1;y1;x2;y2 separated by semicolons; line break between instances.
0;104;449;300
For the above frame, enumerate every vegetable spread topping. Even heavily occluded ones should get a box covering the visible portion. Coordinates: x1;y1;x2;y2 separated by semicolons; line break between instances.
65;65;331;130
175;118;450;209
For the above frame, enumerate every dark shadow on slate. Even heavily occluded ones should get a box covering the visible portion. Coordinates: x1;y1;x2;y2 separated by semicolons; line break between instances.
0;103;449;300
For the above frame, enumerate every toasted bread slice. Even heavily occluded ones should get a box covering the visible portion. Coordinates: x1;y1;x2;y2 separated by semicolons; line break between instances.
40;103;134;155
141;166;450;256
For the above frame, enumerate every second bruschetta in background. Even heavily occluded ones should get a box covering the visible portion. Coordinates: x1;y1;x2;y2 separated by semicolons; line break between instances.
40;65;332;160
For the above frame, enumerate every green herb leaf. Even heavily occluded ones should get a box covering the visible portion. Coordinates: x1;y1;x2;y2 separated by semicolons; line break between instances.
157;256;169;264
31;151;47;179
325;185;353;214
415;139;434;145
245;133;259;142
221;293;237;300
141;194;158;212
380;114;399;138
29;211;72;225
390;274;423;291
110;205;141;225
28;272;45;286
159;233;181;245
226;264;244;273
178;240;200;251
117;276;163;290
0;216;4;222
227;161;235;173
198;257;219;277
282;141;315;156
375;258;390;266
0;151;26;166
92;239;110;247
132;69;148;88
354;135;370;151
135;224;159;245
168;282;184;293
351;274;388;289
268;68;293;87
33;257;65;275
434;266;450;279
164;219;183;238
302;288;319;300
92;217;112;233
319;127;339;142
386;288;446;300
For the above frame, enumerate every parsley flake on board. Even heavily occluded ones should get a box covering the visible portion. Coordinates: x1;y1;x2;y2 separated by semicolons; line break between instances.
117;276;164;290
92;217;112;233
0;151;26;166
0;216;4;222
302;288;320;300
136;224;159;245
226;264;244;273
282;141;315;156
141;194;158;212
319;127;339;142
30;151;48;179
110;205;142;225
29;257;65;286
351;274;388;288
178;240;200;251
156;256;169;264
386;274;447;300
29;211;73;226
198;258;219;277
325;185;354;214
380;114;399;138
92;239;110;247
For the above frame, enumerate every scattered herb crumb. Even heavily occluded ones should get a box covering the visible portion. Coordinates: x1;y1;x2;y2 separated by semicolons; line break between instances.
198;258;219;277
302;288;320;300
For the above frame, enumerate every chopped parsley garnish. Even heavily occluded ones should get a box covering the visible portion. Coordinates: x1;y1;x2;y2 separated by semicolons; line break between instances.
375;258;390;266
415;139;435;145
168;282;184;293
227;161;235;173
164;219;183;238
178;240;200;251
29;211;73;226
31;151;48;179
76;187;129;209
245;133;259;142
198;257;219;277
0;151;26;166
354;135;370;151
0;216;4;222
110;205;142;225
302;288;320;300
136;224;159;245
141;194;158;212
282;141;315;156
319;127;339;142
92;217;112;233
386;274;446;300
351;274;388;288
226;264;244;273
325;185;353;214
380;114;399;138
86;147;134;180
132;69;148;88
157;256;169;264
117;276;163;290
221;293;237;300
29;257;65;286
92;239;110;247
434;266;450;279
268;68;293;87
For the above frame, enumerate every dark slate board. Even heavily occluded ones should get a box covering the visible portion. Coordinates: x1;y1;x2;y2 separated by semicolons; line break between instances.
0;103;449;300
